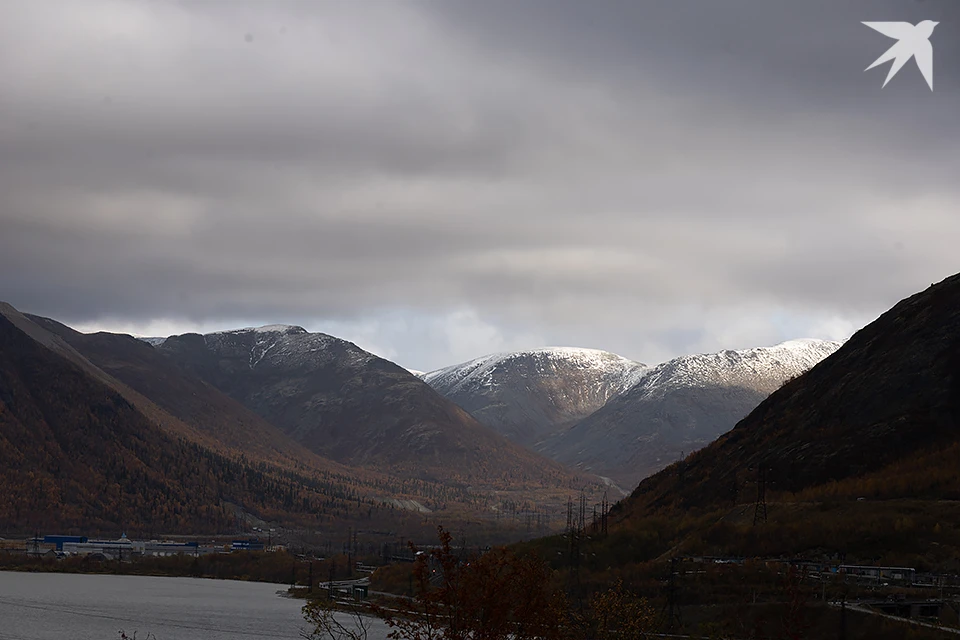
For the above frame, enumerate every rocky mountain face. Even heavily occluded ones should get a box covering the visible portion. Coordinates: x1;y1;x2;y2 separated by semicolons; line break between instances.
538;340;842;490
157;326;582;488
623;273;960;516
421;348;647;446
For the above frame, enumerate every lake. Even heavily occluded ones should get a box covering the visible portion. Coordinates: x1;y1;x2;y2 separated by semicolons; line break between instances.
0;571;389;640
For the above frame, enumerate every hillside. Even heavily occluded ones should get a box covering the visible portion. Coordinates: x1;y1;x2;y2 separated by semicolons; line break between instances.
0;307;384;534
157;326;587;491
25;314;347;473
421;348;647;446
540;339;841;489
622;273;960;518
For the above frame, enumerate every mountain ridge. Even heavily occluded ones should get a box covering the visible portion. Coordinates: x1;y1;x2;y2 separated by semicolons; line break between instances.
537;339;842;489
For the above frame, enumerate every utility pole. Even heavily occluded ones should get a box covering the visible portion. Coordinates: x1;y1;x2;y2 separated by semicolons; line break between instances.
568;523;582;610
663;557;682;633
347;529;352;577
753;465;768;526
328;560;335;600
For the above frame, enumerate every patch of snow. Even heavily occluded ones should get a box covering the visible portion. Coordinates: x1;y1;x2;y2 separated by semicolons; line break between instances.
382;498;431;513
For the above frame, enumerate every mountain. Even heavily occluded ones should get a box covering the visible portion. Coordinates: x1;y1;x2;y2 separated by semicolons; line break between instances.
0;304;387;534
421;348;647;446
539;339;841;490
26;315;345;470
156;326;585;490
623;273;960;516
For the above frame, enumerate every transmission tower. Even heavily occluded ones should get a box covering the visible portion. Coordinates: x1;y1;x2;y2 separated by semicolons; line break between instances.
601;490;609;537
567;508;583;610
660;556;683;632
578;491;586;533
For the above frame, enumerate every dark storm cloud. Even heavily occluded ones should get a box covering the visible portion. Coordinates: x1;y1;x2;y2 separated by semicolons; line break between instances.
0;0;958;370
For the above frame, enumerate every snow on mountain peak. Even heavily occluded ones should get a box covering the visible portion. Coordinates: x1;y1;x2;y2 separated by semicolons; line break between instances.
420;346;650;445
630;338;842;399
530;346;639;367
254;324;307;334
197;324;355;371
208;324;307;336
421;347;647;396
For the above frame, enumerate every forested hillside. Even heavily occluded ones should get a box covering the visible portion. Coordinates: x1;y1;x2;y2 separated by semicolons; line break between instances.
0;312;391;534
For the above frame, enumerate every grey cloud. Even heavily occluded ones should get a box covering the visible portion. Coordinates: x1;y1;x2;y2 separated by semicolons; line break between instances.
1;0;958;370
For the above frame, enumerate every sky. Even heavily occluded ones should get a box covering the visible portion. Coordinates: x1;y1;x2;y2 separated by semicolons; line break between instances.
1;0;959;372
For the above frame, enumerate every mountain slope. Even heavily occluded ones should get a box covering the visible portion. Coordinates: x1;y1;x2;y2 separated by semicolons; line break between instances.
540;340;841;489
623;273;960;516
422;348;647;446
25;314;338;471
0;306;385;534
157;326;584;489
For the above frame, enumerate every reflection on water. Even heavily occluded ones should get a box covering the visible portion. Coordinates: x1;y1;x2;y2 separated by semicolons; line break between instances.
0;571;388;640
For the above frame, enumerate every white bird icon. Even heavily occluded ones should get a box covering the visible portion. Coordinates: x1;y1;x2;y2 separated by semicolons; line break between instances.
862;20;938;90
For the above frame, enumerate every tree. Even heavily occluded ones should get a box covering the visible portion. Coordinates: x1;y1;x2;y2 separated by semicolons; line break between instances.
301;598;371;640
376;526;569;640
588;580;657;640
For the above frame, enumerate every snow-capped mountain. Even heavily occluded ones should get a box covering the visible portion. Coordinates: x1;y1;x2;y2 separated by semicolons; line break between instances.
156;325;580;488
421;347;648;446
537;339;842;490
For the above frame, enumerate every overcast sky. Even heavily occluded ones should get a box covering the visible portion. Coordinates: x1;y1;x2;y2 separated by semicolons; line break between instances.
2;0;959;371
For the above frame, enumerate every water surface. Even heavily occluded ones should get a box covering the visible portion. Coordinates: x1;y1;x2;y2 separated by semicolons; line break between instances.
0;571;387;640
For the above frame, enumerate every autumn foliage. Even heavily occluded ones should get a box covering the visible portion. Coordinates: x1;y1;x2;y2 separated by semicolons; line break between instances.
346;527;658;640
375;527;569;640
